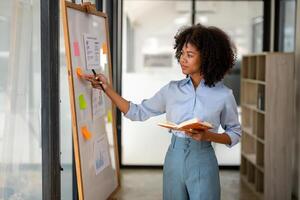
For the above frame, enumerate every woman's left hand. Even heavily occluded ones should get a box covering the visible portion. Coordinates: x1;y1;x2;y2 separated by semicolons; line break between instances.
185;129;209;141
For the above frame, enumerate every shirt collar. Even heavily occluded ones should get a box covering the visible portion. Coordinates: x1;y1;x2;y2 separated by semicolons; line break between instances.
181;76;205;87
180;76;191;86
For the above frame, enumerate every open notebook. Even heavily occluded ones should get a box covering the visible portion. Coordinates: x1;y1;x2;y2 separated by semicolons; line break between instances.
158;118;213;132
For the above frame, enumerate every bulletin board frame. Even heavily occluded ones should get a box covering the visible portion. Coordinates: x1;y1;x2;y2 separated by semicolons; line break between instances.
61;1;120;199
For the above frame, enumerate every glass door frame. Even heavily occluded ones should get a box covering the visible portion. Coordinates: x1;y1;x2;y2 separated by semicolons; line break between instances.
41;0;61;199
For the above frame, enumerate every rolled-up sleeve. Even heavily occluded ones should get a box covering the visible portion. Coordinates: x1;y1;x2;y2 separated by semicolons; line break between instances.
220;90;241;148
124;84;168;121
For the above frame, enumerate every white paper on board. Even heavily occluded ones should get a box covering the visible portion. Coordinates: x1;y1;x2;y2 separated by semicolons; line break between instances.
100;50;108;70
93;135;110;175
83;33;101;70
92;88;106;120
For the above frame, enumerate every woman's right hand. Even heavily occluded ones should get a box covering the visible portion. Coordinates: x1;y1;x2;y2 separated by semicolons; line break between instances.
82;71;129;114
83;73;109;91
83;72;130;114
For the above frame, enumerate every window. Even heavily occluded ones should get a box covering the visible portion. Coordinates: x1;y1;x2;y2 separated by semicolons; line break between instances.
278;0;296;52
0;0;42;199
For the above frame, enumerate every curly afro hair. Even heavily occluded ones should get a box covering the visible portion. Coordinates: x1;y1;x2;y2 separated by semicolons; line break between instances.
174;23;237;87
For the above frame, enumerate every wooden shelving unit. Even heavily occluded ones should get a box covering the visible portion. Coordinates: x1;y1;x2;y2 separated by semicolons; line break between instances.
240;53;294;200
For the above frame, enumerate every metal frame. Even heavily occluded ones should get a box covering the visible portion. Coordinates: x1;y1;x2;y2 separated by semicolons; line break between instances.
295;0;300;198
273;0;281;51
41;0;61;199
263;0;272;51
192;0;196;25
96;0;103;11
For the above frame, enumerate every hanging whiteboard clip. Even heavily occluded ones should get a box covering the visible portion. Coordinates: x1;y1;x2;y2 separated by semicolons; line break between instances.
82;2;96;13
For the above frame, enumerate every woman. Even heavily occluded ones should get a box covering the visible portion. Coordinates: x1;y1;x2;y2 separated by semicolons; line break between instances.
85;23;241;200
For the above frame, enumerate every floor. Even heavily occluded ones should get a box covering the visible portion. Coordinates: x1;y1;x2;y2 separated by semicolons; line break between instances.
0;167;259;200
113;169;259;200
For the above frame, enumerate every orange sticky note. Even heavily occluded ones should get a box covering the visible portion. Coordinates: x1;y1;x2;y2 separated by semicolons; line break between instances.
76;67;83;78
81;126;92;140
102;42;108;54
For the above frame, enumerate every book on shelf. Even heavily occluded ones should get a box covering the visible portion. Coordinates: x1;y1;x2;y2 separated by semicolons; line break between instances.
158;118;213;132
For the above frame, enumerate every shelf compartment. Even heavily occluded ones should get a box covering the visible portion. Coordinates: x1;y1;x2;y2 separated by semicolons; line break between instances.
247;161;256;184
256;141;264;168
241;155;247;175
248;56;257;79
241;174;264;200
241;106;251;129
242;132;255;155
242;103;266;115
256;169;264;193
242;130;255;140
256;55;266;81
241;81;258;106
242;108;258;136
242;57;249;78
257;84;265;111
243;152;256;166
256;112;265;140
252;111;258;136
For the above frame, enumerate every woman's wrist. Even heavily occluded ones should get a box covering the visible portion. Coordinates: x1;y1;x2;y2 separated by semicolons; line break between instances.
202;131;232;145
104;83;113;92
203;130;212;141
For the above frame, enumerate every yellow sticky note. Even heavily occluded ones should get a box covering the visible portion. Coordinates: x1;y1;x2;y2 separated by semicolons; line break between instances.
102;42;108;54
81;126;91;140
76;67;83;78
107;110;112;123
79;94;87;110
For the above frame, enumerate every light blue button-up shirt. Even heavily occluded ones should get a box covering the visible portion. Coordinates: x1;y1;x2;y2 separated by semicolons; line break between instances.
124;77;241;148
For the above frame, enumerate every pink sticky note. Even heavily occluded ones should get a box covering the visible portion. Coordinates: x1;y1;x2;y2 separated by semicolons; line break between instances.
73;41;80;56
